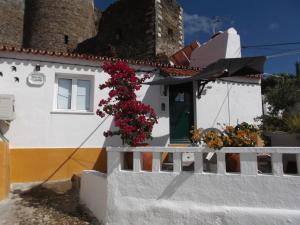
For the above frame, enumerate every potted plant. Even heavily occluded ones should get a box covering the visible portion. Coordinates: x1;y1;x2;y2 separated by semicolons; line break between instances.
200;122;260;172
190;126;203;146
97;62;158;170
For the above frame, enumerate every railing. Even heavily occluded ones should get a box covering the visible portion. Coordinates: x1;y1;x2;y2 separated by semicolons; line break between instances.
101;147;300;224
107;147;300;176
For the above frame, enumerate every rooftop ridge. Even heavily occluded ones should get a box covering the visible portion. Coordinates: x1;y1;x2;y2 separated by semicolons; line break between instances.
0;45;202;71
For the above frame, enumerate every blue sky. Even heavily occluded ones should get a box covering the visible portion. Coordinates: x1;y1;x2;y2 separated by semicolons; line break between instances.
95;0;300;74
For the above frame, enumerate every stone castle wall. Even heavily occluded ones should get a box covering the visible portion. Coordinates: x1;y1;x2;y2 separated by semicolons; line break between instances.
155;0;184;56
0;0;184;58
23;0;98;52
76;0;184;59
96;0;156;59
0;0;25;48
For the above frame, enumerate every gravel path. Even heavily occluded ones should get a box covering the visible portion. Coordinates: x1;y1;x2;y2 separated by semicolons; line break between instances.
0;183;101;225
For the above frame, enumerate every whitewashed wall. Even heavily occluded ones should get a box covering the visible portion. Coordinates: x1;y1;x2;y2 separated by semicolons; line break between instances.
0;51;262;148
195;77;262;129
82;147;300;225
80;170;107;223
0;52;169;148
190;28;241;68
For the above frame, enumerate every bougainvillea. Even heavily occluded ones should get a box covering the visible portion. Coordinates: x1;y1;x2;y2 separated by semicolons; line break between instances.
97;62;158;146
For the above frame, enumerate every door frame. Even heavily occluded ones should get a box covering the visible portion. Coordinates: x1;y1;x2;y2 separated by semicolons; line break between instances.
169;82;195;144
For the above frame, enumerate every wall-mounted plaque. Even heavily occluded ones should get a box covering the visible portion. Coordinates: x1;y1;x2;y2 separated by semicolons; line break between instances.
27;72;46;86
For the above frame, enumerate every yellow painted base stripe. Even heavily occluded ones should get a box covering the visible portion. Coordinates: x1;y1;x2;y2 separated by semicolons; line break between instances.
10;148;107;183
0;142;10;200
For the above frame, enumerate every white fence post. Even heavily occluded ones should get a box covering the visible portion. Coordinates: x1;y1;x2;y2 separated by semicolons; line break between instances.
174;152;182;173
194;152;203;173
152;152;161;172
272;153;283;176
240;153;257;175
134;152;141;172
107;150;121;174
217;152;226;174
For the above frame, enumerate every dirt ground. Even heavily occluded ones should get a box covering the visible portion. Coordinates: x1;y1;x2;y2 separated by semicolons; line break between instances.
0;181;101;225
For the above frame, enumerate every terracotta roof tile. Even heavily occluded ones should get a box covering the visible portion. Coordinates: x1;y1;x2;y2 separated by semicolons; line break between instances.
0;46;202;72
0;46;261;79
160;67;200;77
170;41;201;66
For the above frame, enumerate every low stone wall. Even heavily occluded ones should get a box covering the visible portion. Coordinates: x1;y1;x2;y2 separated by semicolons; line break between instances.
82;147;300;225
0;141;10;200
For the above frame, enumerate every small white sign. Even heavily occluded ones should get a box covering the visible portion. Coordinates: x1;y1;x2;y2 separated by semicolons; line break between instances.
27;72;45;86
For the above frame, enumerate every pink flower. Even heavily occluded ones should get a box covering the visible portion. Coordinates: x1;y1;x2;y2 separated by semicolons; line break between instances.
97;62;157;145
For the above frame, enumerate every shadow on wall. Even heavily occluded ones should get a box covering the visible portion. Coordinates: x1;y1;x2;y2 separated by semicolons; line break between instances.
158;173;193;200
24;117;112;186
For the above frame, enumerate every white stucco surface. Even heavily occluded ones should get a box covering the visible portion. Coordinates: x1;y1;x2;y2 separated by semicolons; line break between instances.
190;28;241;69
0;51;169;148
81;147;300;225
195;78;262;128
0;51;262;148
80;170;107;224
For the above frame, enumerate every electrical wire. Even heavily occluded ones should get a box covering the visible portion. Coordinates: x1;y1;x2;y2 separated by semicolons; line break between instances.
242;41;300;49
267;49;300;59
243;46;300;52
0;129;9;142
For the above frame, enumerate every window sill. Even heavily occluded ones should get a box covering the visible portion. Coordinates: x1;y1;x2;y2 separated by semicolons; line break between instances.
50;110;95;115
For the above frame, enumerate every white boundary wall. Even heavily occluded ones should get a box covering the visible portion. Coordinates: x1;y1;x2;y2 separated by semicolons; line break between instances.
80;170;107;223
81;147;300;225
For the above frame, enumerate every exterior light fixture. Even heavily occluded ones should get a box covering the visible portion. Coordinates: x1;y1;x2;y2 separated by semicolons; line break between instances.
35;64;41;71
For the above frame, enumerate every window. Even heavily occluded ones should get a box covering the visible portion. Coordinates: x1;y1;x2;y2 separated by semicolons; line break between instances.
64;35;69;44
57;78;72;110
168;28;174;38
54;75;93;112
77;80;91;110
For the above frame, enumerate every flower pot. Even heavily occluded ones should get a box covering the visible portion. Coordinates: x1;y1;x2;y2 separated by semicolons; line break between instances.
142;152;152;171
135;143;152;171
125;143;152;171
226;153;240;173
124;152;133;170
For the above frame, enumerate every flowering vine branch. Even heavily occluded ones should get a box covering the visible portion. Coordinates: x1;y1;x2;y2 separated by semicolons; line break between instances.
97;62;158;146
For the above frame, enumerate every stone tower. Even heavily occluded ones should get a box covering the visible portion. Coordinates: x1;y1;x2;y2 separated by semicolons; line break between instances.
0;0;25;48
76;0;184;59
23;0;99;52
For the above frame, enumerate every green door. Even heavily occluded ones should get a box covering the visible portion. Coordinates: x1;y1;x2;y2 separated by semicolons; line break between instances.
169;82;194;144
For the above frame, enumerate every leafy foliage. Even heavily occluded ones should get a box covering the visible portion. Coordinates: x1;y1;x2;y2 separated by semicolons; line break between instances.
259;73;300;133
284;114;300;133
255;115;287;132
262;74;300;115
97;62;158;146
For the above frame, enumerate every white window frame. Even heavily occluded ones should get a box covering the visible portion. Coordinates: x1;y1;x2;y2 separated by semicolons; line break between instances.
53;74;94;114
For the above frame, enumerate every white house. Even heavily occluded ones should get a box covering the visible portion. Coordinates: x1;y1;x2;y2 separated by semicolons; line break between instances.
0;28;264;183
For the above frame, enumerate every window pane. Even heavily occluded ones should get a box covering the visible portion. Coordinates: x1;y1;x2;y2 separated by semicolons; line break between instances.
57;79;72;109
77;80;91;110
